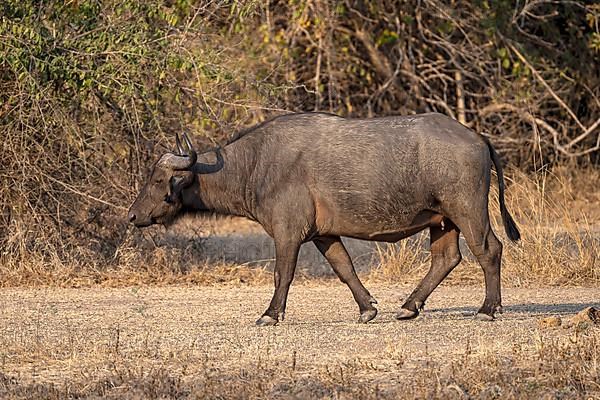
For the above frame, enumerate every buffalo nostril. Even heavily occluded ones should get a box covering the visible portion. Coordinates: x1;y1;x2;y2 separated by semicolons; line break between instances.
128;212;136;223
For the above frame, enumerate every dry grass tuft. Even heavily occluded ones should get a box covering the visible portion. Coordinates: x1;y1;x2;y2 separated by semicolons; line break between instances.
367;233;430;283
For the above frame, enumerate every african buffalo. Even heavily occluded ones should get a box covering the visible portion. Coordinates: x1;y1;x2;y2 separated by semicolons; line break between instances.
128;112;520;326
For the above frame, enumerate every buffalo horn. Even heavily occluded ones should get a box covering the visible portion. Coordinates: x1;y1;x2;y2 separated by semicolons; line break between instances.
182;132;197;167
175;133;185;155
158;153;192;170
159;133;197;170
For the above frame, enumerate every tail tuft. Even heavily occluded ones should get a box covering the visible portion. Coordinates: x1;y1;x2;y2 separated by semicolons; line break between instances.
501;200;521;242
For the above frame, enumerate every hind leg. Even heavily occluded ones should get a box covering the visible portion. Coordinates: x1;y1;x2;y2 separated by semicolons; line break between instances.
396;220;461;320
473;229;503;320
451;210;503;320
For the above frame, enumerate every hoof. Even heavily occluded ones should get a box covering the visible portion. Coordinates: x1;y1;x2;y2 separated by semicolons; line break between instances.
395;308;419;320
358;308;378;324
476;305;502;321
256;315;278;326
475;312;495;321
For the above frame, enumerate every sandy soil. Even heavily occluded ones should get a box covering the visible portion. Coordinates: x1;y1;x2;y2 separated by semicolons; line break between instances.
1;283;598;397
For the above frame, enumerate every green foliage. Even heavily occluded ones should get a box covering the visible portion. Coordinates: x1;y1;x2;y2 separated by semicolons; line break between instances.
376;29;399;47
590;32;600;53
588;5;600;52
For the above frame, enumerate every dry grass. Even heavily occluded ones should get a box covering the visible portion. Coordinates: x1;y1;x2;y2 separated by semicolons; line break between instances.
0;256;272;288
3;337;596;400
0;221;272;288
368;233;430;283
0;285;598;399
499;166;600;285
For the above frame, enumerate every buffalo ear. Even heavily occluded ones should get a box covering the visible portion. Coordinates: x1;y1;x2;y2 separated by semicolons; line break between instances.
168;174;193;202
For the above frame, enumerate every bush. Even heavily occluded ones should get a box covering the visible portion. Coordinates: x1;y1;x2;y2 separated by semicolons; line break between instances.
0;0;598;278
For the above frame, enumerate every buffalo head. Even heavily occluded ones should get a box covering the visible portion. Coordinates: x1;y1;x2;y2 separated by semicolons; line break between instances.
128;133;197;227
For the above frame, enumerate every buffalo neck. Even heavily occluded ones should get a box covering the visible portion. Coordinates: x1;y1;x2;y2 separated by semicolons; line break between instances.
183;142;256;218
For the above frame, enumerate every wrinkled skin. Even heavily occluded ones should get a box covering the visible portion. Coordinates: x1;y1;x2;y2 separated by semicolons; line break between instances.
129;112;520;326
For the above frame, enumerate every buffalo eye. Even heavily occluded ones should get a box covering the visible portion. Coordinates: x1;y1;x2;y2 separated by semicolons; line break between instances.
164;194;173;204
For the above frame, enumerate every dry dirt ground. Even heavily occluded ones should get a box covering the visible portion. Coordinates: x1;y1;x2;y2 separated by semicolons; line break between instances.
1;283;599;399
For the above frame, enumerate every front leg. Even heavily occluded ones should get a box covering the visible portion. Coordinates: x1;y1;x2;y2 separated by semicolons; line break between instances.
314;236;378;323
256;237;302;326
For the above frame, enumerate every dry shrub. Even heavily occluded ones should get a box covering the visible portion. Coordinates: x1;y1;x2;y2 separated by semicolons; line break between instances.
371;166;600;286
1;1;599;286
0;0;282;284
2;167;597;288
267;0;600;163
